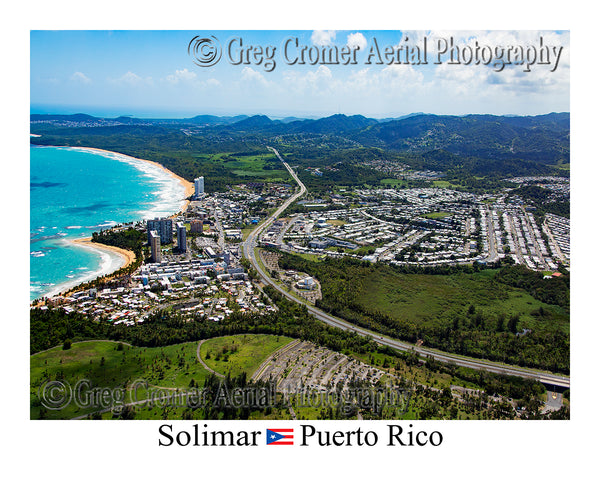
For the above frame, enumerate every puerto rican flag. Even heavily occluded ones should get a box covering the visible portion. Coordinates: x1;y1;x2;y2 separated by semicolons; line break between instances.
266;428;294;445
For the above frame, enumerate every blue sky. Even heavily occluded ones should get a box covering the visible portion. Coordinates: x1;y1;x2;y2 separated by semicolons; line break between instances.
30;30;570;118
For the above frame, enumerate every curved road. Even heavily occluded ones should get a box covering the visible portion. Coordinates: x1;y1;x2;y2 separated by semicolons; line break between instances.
242;147;569;389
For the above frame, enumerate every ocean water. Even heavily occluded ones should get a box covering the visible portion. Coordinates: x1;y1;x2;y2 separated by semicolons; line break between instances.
30;145;187;300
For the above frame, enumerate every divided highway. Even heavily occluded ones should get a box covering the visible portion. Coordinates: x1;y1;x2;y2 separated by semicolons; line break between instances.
242;147;570;389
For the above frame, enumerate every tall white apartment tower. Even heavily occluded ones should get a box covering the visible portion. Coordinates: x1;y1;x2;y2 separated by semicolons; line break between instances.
176;222;186;253
194;176;205;197
149;230;161;263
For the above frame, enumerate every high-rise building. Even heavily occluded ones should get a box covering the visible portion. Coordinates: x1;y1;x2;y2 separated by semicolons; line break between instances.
177;222;186;253
147;218;173;245
149;230;161;263
190;219;203;233
194;176;205;197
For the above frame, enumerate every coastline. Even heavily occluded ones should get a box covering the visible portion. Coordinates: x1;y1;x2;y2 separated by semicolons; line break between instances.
40;238;136;299
66;146;195;213
31;144;192;301
71;237;136;271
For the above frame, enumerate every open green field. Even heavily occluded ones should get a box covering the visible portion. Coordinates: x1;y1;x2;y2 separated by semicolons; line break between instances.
30;340;210;419
277;254;569;372
326;219;346;226
360;268;568;335
422;211;452;220
30;335;294;419
194;152;290;182
380;178;409;187
199;334;294;378
292;252;326;262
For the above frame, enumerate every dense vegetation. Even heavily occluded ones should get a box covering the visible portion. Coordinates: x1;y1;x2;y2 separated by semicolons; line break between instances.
31;112;570;192
30;296;378;356
276;254;569;373
496;264;570;309
509;184;570;218
92;227;146;259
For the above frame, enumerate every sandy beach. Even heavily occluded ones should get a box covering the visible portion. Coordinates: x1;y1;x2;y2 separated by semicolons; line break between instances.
71;237;136;270
39;238;137;300
31;145;194;301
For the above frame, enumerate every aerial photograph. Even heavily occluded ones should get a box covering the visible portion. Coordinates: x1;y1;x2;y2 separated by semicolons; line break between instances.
29;29;571;422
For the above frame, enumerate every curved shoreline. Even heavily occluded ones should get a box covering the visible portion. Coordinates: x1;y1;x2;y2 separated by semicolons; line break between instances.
65;146;195;213
39;238;136;299
31;145;193;301
71;237;136;271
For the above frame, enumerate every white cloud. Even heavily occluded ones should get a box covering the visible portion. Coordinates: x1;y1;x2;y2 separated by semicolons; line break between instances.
347;32;367;51
165;68;197;84
311;30;336;46
430;33;570;98
70;71;91;84
283;65;336;95
240;67;271;87
109;71;153;86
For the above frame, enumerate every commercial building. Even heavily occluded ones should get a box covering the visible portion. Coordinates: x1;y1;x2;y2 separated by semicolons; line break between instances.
147;218;173;244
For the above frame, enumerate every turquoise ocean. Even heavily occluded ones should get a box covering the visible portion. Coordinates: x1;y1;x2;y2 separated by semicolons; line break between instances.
30;145;187;301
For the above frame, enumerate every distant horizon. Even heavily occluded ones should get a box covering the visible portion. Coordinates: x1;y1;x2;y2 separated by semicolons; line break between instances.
30;104;570;121
31;31;569;119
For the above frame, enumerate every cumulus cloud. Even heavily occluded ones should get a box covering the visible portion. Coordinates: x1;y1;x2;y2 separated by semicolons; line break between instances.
283;65;335;95
347;32;368;51
240;66;271;87
70;71;91;84
430;30;570;98
311;30;336;46
109;71;153;86
165;68;197;84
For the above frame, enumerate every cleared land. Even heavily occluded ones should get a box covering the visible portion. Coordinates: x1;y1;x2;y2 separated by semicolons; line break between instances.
252;340;386;393
194;152;289;182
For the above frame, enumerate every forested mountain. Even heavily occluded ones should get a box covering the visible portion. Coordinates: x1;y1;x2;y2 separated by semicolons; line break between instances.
30;111;570;183
351;113;570;164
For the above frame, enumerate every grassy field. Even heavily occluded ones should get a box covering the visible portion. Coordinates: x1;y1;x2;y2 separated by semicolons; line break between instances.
360;268;568;334
199;334;294;378
432;180;464;189
31;335;294;419
326;219;346;226
30;340;210;419
380;178;409;187
195;152;290;183
423;211;452;219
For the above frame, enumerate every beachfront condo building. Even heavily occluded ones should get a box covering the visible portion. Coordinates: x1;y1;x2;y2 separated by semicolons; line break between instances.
177;222;187;253
149;230;161;263
147;218;173;244
190;219;203;233
194;176;205;197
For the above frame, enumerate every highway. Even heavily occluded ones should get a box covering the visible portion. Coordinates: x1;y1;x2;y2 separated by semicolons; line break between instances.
242;147;570;389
